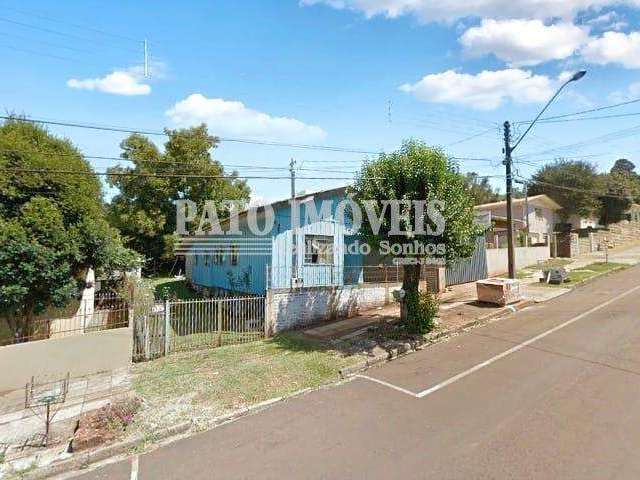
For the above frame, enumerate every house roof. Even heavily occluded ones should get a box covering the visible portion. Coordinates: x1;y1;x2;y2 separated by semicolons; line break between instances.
474;194;562;211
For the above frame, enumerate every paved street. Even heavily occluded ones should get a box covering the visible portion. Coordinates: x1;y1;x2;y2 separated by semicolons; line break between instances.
73;265;640;479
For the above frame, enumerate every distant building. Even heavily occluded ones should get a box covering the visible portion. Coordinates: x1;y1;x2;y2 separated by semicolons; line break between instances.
474;194;562;247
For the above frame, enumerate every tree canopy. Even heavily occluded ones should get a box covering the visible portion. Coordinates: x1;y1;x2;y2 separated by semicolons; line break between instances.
107;125;251;273
611;158;636;175
464;172;502;205
350;140;483;332
528;159;601;221
0;119;138;335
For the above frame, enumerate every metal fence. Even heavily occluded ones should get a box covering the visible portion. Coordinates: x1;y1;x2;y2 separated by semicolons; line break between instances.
1;293;130;346
265;264;452;289
133;295;265;361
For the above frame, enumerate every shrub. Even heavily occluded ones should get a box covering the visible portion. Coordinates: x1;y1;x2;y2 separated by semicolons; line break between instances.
404;290;439;334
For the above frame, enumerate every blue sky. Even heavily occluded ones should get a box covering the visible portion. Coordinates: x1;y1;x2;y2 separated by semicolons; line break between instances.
2;0;640;204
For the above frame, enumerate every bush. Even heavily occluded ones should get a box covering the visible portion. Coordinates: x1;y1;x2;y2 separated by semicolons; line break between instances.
404;290;439;334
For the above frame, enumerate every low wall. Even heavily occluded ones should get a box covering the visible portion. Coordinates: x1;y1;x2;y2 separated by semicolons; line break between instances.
486;246;550;277
266;283;401;334
0;327;132;393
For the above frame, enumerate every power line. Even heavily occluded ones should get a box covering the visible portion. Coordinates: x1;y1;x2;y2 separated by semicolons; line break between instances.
518;123;640;160
446;127;497;147
0;168;365;181
0;4;140;43
0;115;382;155
0;16;140;54
518;176;633;200
516;97;640;125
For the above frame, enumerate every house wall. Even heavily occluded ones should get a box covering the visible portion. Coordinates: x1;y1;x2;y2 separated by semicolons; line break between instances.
188;189;362;295
478;202;557;241
486;246;550;276
265;283;401;334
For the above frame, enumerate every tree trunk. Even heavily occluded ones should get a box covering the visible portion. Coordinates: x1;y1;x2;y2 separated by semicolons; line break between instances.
400;262;421;323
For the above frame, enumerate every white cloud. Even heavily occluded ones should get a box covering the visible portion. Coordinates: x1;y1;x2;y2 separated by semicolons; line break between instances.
67;66;151;96
609;82;640;102
460;19;589;66
165;94;327;141
301;0;640;22
581;31;640;68
586;11;627;30
400;69;555;110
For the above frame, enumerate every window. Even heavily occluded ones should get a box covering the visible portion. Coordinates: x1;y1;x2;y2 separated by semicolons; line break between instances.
304;235;334;264
213;248;224;265
534;207;544;220
204;255;209;266
230;244;239;266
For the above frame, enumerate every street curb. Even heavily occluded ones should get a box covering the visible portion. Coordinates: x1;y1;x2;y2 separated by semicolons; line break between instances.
20;382;344;479
338;299;534;379
22;422;192;479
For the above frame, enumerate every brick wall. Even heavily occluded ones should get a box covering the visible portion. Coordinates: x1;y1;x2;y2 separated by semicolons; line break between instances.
265;283;401;334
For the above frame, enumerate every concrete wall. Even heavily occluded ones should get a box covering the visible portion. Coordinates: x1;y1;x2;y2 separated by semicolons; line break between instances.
486;246;550;277
0;327;132;393
266;283;401;334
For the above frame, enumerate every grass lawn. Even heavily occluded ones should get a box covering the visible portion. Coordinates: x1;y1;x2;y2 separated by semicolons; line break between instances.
133;333;363;415
539;262;628;287
516;258;572;279
147;276;200;300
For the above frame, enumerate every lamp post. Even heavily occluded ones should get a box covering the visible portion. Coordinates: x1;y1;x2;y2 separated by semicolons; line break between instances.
504;70;586;278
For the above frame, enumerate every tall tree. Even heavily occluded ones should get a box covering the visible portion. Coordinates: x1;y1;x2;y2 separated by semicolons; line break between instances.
528;159;601;221
464;172;502;205
351;140;483;333
0;119;137;337
107;125;251;273
611;158;636;175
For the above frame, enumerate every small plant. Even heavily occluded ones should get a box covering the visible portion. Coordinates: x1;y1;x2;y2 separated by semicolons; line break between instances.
99;397;143;432
404;290;439;334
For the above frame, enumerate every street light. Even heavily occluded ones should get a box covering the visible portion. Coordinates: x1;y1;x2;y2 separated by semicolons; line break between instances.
503;70;587;278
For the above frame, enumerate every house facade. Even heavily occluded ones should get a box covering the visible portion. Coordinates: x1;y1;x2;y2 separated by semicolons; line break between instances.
186;187;372;296
474;194;562;246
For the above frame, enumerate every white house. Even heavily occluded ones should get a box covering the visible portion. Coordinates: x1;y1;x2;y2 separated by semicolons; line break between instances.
474;194;562;246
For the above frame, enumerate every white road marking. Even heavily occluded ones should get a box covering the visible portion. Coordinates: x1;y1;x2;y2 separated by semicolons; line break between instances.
355;284;640;400
415;284;640;398
130;455;139;480
355;374;418;397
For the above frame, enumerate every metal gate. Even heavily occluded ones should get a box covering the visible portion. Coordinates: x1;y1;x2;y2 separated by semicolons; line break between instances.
445;236;488;286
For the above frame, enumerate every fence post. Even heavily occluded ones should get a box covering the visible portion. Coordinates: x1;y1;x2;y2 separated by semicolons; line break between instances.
264;290;272;338
164;298;171;356
216;300;223;347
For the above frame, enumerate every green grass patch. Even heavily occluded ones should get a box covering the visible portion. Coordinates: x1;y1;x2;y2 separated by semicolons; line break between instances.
133;333;362;412
539;262;627;287
147;277;201;300
516;258;573;279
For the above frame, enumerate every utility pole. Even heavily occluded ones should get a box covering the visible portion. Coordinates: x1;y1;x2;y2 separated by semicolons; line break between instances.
502;70;587;279
290;158;298;284
143;39;149;78
503;122;516;279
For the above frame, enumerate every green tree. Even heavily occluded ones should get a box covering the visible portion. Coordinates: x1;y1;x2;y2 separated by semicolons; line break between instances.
0;119;138;337
350;140;483;333
528;159;601;221
598;170;639;225
107;125;250;273
464;172;502;205
611;158;636;175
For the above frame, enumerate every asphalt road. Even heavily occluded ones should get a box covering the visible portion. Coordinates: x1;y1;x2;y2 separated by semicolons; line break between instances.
72;266;640;479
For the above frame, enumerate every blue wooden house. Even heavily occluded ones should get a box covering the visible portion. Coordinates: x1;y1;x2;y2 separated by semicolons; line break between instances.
186;187;367;295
